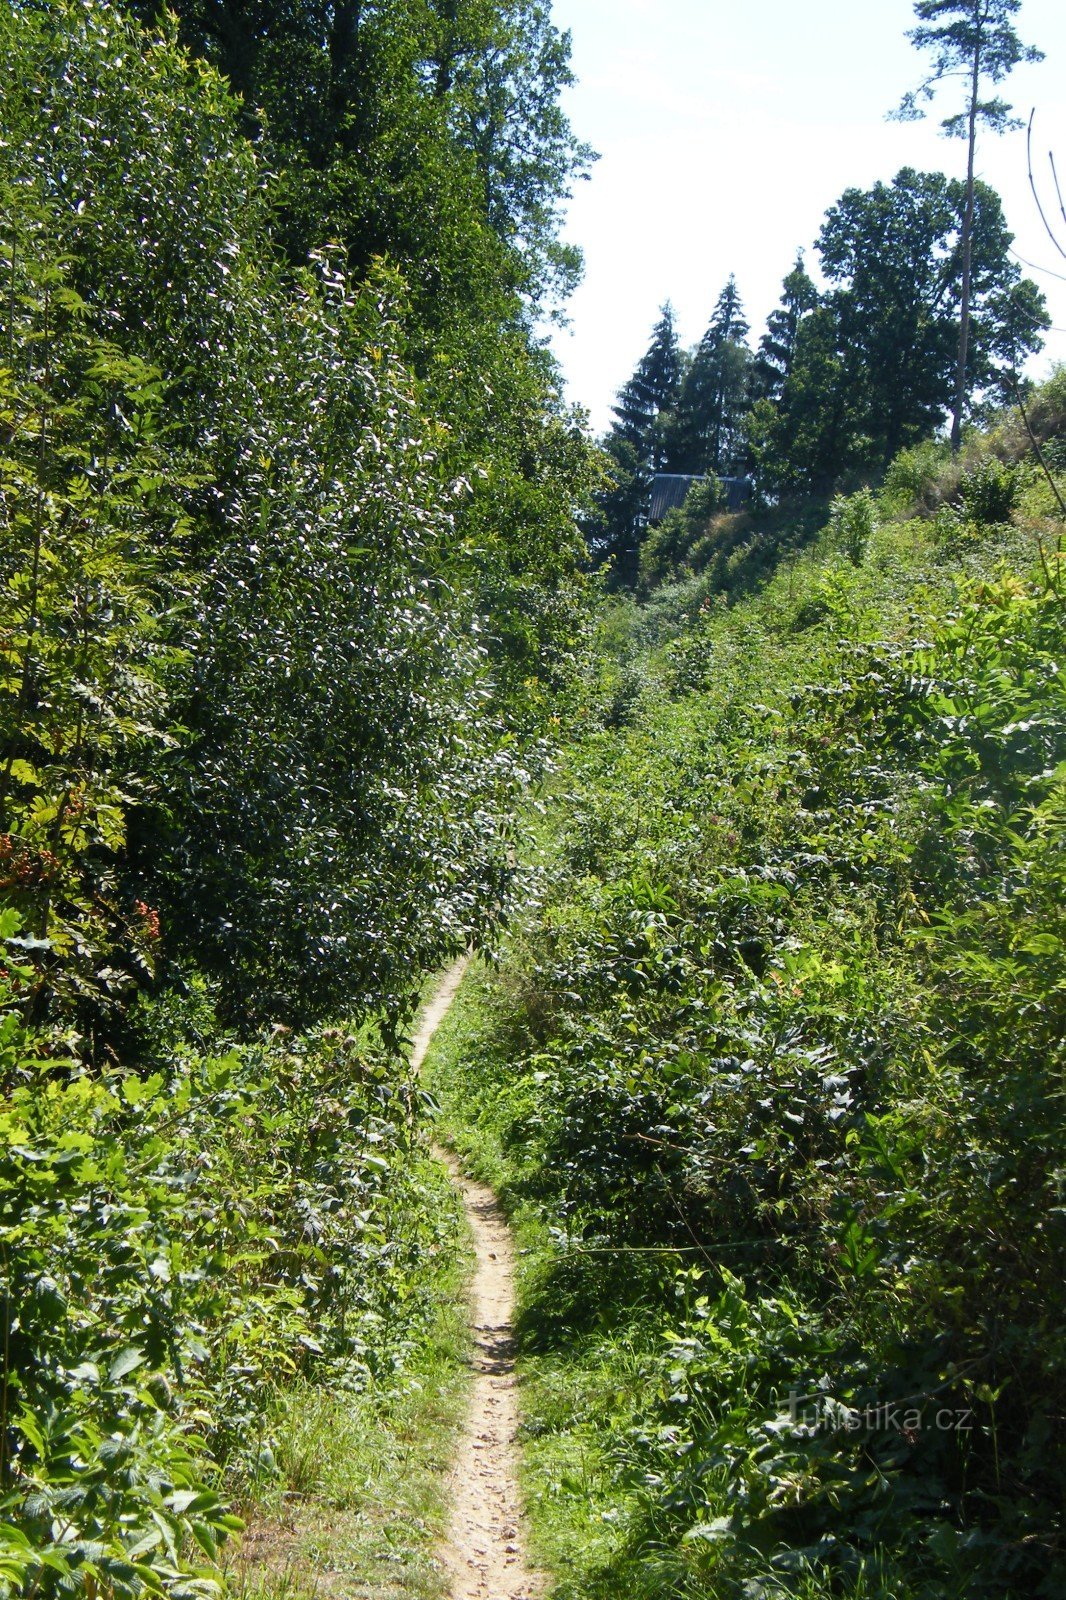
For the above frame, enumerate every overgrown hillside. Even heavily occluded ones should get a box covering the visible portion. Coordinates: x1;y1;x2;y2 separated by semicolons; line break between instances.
3;2;1064;1597
426;388;1066;1599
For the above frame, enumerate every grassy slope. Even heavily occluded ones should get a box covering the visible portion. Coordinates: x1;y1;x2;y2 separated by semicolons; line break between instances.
424;414;1066;1599
228;1149;471;1600
228;983;477;1600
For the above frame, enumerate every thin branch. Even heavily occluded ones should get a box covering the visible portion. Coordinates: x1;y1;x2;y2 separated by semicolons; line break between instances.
1051;148;1066;229
1027;111;1066;261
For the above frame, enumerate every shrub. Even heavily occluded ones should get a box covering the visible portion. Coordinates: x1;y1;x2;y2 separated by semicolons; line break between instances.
957;456;1020;526
878;439;953;517
1;906;455;1597
829;488;876;565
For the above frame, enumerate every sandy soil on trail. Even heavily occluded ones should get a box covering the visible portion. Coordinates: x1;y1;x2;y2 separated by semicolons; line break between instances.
412;961;545;1600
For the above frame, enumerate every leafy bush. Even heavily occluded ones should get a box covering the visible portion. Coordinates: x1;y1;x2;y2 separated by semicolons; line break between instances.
878;439;954;516
1;906;457;1597
957;456;1021;525
829;487;876;564
639;479;723;588
431;485;1066;1595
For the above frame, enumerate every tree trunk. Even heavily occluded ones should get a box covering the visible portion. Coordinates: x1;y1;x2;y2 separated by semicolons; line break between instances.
951;37;981;453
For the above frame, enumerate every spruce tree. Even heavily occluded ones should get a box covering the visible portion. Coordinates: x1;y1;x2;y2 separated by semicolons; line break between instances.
895;0;1044;450
591;304;683;585
610;302;683;468
750;253;819;404
665;275;752;476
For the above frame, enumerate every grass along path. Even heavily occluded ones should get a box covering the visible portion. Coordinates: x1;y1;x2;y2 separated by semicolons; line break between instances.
225;966;480;1600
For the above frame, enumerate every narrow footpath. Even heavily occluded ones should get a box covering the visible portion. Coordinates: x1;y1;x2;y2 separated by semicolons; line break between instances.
410;960;544;1600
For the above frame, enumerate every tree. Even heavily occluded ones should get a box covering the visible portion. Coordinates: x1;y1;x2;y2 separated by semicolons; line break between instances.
588;305;683;585
610;302;683;467
748;169;1047;494
665;275;752;476
1;0;596;1033
750;253;819;404
126;0;593;328
747;303;852;497
895;0;1044;450
820;169;1046;464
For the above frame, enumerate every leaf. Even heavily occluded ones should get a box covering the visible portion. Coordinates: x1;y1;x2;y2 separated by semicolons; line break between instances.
683;1517;734;1542
109;1346;147;1382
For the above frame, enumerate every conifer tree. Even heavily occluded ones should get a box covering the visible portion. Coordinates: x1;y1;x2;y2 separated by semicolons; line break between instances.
610;302;683;468
665;275;752;476
895;0;1044;449
750;253;819;404
591;304;683;585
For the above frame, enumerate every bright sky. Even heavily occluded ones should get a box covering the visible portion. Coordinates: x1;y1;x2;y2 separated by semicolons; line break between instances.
548;0;1066;434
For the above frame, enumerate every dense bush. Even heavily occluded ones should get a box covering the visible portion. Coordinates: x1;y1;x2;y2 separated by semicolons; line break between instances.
1;905;458;1597
0;0;593;1035
428;425;1066;1596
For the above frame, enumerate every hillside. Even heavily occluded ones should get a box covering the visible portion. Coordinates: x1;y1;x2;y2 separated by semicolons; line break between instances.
2;3;1064;1599
426;399;1066;1599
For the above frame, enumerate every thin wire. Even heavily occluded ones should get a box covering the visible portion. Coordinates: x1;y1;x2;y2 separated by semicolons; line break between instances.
1008;245;1066;286
1027;111;1066;263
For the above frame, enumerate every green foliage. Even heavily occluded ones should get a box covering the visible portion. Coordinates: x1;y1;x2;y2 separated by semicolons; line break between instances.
748;169;1046;495
877;439;955;516
129;0;593;322
0;0;594;1033
428;411;1066;1595
662;276;751;478
639;479;723;589
957;455;1020;524
0;217;182;1012
897;0;1043;141
1;915;460;1596
829;488;876;565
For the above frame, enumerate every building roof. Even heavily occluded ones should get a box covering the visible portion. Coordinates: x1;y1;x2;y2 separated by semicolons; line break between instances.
648;474;702;523
648;473;751;523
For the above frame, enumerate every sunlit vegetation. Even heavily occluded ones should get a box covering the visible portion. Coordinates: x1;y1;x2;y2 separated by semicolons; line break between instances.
1;0;592;1593
426;385;1066;1598
3;0;1064;1597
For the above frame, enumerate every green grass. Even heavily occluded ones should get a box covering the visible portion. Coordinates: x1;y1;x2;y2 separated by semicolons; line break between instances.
422;961;662;1597
225;1150;472;1600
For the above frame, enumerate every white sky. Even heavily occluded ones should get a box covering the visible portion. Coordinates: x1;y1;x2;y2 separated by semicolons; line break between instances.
547;0;1066;434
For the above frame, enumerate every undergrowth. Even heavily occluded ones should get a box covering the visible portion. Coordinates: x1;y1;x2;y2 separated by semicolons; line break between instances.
1;961;467;1598
425;391;1066;1599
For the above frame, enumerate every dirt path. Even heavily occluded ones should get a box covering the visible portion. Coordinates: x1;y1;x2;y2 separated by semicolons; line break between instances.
411;960;544;1600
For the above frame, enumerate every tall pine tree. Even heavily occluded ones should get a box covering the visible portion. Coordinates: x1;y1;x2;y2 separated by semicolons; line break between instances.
750;253;818;404
610;302;683;468
592;304;683;584
895;0;1044;449
665;275;751;476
